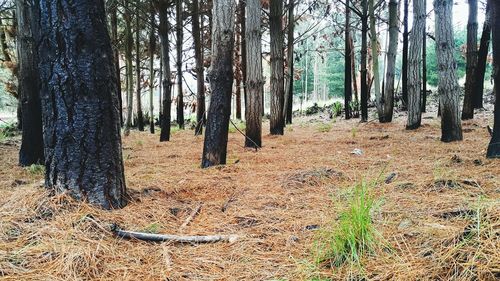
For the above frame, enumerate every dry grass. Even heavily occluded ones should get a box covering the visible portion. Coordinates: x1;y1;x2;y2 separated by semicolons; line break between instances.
0;109;499;280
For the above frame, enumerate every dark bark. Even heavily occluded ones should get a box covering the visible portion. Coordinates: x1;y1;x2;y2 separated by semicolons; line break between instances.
462;0;478;120
344;0;352;120
176;0;184;129
240;0;247;121
269;0;285;134
402;0;409;109
38;0;127;209
245;0;263;148
487;0;500;157
284;0;294;124
421;0;427;113
124;1;134;133
235;12;242;120
192;0;205;135
135;3;144;131
159;0;172;142
201;0;235;168
360;0;368;122
110;0;122;127
434;0;463;142
17;0;44;166
474;3;491;109
149;2;156;134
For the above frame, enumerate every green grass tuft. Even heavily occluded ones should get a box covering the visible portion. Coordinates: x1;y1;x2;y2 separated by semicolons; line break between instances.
228;120;246;133
26;164;45;175
317;123;332;133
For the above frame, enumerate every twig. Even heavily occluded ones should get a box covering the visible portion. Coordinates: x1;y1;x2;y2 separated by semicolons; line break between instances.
229;119;260;151
179;204;202;230
111;224;237;243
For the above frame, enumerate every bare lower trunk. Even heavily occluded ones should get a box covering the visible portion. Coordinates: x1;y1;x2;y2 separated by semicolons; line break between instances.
149;2;155;134
283;0;294;124
474;3;491;109
369;0;381;118
344;0;352;120
269;0;285;134
402;0;409;109
360;0;368;122
159;1;172;142
487;0;500;157
176;0;184;129
462;0;478;120
192;0;205;135
124;1;134;134
135;3;144;131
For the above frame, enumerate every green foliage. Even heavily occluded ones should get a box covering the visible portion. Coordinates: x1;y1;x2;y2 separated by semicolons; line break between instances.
305;103;322;116
26;164;45;175
142;223;162;234
0;122;17;141
316;181;378;267
351;127;358;139
331;102;342;117
317;123;332;133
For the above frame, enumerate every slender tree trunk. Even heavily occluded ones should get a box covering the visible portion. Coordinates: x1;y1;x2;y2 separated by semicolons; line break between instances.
434;0;463;142
402;0;409;109
360;0;369;122
110;0;123;127
193;0;205;135
240;0;247;120
422;0;427;113
159;1;172;142
176;0;184;129
235;12;242;120
245;0;263;148
369;0;382;118
201;0;235;167
38;0;127;209
283;0;294;124
474;3;491;109
149;2;156;134
462;0;478;120
380;0;400;123
344;0;352;120
487;0;500;157
269;0;285;134
124;1;134;134
135;3;144;131
17;0;44;166
350;34;359;115
406;0;425;130
159;49;163;119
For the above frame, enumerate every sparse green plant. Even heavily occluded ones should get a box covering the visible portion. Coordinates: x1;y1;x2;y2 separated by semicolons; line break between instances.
331;102;342;117
229;120;246;133
305;103;322;115
317;123;332;133
142;223;162;234
0;122;18;141
351;127;358;138
26;164;45;175
349;100;360;117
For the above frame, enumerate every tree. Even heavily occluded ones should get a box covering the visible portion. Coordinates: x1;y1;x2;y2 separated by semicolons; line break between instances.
402;0;409;109
192;0;205;135
201;0;236;168
474;3;491;109
487;0;500;157
124;0;134;134
245;0;263;148
269;0;285;134
462;0;478;120
109;0;123;126
283;0;294;124
159;0;172;142
17;0;44;166
38;0;127;209
380;0;399;123
135;2;145;131
176;0;184;129
422;0;428;113
406;0;425;130
149;2;156;134
360;0;369;122
434;0;463;142
369;0;381;119
344;0;352;120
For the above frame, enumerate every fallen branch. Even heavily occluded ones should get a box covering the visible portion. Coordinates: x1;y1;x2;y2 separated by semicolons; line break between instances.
179;204;202;230
111;224;238;243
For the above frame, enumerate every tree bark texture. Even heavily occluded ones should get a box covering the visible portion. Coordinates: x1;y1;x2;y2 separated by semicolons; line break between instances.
360;0;368;122
192;0;205;135
149;2;156;134
462;0;478;120
124;1;134;133
474;3;491;109
159;1;172;142
344;0;352;120
487;0;500;157
269;0;285;134
135;3;144;131
402;0;409;109
284;0;294;124
176;0;184;129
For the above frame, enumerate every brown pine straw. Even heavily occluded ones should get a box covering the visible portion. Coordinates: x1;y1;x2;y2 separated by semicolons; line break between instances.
0;109;499;280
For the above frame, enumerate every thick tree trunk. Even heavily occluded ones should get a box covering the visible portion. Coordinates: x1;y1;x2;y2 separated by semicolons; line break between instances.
159;1;172;142
245;0;263;148
17;0;44;166
462;0;478;120
38;0;127;209
201;0;235;168
110;0;122;126
474;3;491;109
344;0;352;120
192;0;205;135
176;0;184;129
487;0;500;157
380;0;399;123
369;0;381;118
402;0;409;109
135;3;144;131
283;0;294;124
149;2;156;134
124;1;134;134
269;0;285;134
406;0;425;130
434;0;463;142
360;0;368;122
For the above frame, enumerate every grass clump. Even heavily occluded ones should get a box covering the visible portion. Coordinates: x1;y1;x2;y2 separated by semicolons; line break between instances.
26;164;45;175
316;181;378;267
317;123;332;133
229;120;246;133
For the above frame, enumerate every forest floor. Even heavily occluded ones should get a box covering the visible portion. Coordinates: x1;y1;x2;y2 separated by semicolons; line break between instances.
0;108;499;280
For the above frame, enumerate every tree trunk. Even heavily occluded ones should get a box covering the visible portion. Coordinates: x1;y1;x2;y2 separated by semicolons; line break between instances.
360;0;368;122
422;0;427;113
38;0;127;209
159;0;172;142
402;0;409;109
124;1;134;134
474;3;491;109
434;0;463;142
369;0;382;118
380;0;399;123
283;0;294;124
245;0;263;148
110;0;122;127
344;0;352;120
192;0;205;135
350;34;359;116
462;0;478;120
176;0;184;129
235;11;242;120
487;0;500;157
201;0;235;168
240;0;248;121
136;3;144;131
149;2;156;134
269;0;285;134
17;0;44;166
